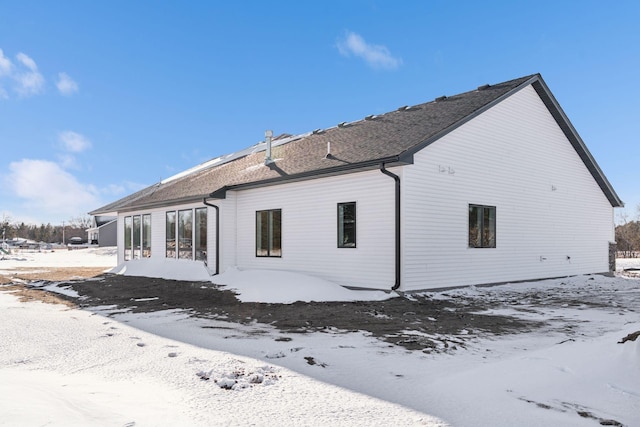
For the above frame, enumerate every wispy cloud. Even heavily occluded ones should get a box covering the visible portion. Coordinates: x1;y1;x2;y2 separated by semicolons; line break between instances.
59;131;91;153
0;49;11;76
0;49;78;99
99;181;147;197
0;49;12;98
5;159;101;219
13;52;44;96
57;153;80;170
56;72;78;96
16;52;37;71
336;31;402;70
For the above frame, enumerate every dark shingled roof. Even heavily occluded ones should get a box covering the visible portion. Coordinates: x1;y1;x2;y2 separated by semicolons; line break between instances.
90;73;622;215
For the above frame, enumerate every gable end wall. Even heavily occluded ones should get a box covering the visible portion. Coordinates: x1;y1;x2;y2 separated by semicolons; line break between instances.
402;85;614;291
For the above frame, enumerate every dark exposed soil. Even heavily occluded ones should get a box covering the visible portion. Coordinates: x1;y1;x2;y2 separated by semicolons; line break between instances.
30;273;550;352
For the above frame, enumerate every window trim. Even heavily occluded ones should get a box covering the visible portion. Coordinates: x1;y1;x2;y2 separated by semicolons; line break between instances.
256;209;282;258
337;202;357;248
468;204;496;249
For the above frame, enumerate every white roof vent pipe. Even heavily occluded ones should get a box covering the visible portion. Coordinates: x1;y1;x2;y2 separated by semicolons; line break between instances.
264;129;274;165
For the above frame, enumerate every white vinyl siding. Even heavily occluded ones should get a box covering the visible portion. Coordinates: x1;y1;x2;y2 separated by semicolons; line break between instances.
402;85;614;291
116;201;221;272
233;169;397;289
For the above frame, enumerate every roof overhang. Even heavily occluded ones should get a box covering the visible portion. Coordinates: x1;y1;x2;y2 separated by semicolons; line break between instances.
530;77;623;207
398;74;623;208
209;155;410;199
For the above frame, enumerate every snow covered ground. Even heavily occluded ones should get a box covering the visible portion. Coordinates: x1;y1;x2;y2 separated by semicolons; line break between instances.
0;246;117;269
1;250;639;426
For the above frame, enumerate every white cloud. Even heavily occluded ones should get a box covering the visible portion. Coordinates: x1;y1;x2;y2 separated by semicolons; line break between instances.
16;52;37;71
6;159;101;219
336;31;402;70
13;52;44;96
57;153;79;170
0;50;12;99
56;72;78;96
59;131;91;153
0;49;12;77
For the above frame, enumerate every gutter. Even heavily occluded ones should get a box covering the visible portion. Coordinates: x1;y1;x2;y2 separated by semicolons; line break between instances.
210;155;412;199
202;198;220;276
380;163;401;291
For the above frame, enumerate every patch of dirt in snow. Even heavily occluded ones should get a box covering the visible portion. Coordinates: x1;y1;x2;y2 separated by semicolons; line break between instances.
0;284;76;308
0;267;107;283
4;269;639;355
4;272;544;353
516;397;625;426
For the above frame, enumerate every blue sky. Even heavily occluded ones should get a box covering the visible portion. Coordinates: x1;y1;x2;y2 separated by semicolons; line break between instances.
1;1;638;225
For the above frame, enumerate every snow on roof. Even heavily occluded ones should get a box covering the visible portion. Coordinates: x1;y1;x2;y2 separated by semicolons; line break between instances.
160;132;311;185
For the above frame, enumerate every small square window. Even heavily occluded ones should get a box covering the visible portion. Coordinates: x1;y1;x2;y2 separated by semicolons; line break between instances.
469;205;496;248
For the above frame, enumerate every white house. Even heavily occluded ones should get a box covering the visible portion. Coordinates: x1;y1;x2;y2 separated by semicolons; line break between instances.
90;74;623;291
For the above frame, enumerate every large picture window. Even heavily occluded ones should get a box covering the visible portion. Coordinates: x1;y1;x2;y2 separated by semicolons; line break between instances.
337;202;356;248
166;208;207;261
469;204;496;248
124;214;151;260
256;209;281;257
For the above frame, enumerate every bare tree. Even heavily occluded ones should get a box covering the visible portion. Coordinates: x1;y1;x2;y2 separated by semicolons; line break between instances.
615;208;640;258
67;215;93;230
1;214;12;242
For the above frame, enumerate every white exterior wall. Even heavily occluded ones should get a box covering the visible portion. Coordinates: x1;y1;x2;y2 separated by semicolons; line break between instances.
116;215;124;265
116;201;224;278
202;196;237;274
233;170;398;289
402;85;615;291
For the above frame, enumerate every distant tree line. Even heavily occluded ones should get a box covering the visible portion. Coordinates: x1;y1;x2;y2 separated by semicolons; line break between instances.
616;221;640;258
616;209;640;258
0;215;92;244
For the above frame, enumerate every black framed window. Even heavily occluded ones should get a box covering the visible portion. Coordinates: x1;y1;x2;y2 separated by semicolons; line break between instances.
166;211;176;258
142;214;151;258
125;214;151;260
469;204;496;248
338;202;356;248
166;208;207;260
124;216;132;261
133;215;141;259
178;209;193;259
195;207;207;261
256;209;281;257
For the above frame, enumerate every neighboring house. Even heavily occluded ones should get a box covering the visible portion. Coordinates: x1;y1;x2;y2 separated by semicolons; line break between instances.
89;74;623;291
86;215;117;247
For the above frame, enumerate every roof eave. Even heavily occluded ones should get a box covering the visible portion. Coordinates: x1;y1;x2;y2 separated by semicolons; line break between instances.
402;74;541;159
209;155;411;199
94;195;209;215
400;73;622;208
